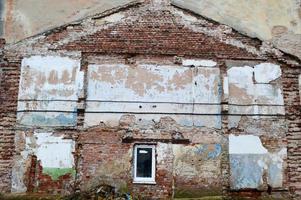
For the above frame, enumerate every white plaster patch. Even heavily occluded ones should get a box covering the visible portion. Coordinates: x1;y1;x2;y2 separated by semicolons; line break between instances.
77;71;85;96
85;63;221;128
157;143;171;164
22;56;78;71
227;66;254;86
270;148;287;166
227;64;285;117
229;133;287;189
12;132;28;193
17;55;82;126
182;59;217;67
26;132;75;168
254;63;281;83
223;76;229;96
19;55;81;100
102;13;125;23
255;84;284;105
229;134;268;154
267;148;287;187
11;132;75;193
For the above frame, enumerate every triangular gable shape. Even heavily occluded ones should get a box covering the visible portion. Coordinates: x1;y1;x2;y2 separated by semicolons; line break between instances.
58;6;261;59
6;2;266;60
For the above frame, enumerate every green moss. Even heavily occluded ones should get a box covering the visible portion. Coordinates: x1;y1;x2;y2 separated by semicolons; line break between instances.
118;184;129;194
42;167;76;181
174;187;222;198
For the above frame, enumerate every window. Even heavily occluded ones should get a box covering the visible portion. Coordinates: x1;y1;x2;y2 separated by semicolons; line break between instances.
133;144;156;184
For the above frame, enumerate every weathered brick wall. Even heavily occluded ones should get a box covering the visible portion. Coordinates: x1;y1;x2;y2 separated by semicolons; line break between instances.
282;63;301;199
59;9;259;59
12;129;78;194
0;1;300;199
0;44;21;192
78;127;173;199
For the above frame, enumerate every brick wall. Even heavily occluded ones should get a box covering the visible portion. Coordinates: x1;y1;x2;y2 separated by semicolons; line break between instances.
59;9;259;59
0;44;21;192
282;63;301;199
0;1;300;199
78;127;174;199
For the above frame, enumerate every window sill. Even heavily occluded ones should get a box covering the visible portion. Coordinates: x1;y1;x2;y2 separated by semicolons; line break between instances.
133;180;156;185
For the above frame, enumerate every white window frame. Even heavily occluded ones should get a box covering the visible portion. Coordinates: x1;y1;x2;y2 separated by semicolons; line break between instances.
133;144;156;184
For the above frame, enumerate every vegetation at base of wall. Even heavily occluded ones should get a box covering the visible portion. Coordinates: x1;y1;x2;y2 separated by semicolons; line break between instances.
64;184;134;200
174;188;222;198
229;197;288;200
174;196;222;200
0;193;288;200
0;193;63;200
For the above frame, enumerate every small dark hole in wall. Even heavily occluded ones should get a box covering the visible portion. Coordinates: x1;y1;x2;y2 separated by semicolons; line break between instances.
139;105;142;109
152;105;157;108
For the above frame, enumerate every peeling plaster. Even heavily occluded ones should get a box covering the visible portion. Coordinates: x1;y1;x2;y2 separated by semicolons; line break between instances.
223;76;229;98
173;144;222;177
229;135;268;154
1;1;293;197
85;63;222;128
17;55;82;127
26;132;75;169
229;134;286;189
254;63;281;83
227;63;285;128
94;12;125;25
157;143;172;164
173;143;223;193
12;132;75;192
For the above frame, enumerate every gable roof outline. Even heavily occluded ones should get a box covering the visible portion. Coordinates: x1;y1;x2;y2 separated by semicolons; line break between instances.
4;0;300;66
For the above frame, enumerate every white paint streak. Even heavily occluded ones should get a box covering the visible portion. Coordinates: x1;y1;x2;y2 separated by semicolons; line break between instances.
77;71;85;96
229;134;268;154
223;76;229;96
182;59;217;67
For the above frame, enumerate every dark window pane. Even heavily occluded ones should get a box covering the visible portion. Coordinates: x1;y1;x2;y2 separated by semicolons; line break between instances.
136;148;152;178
